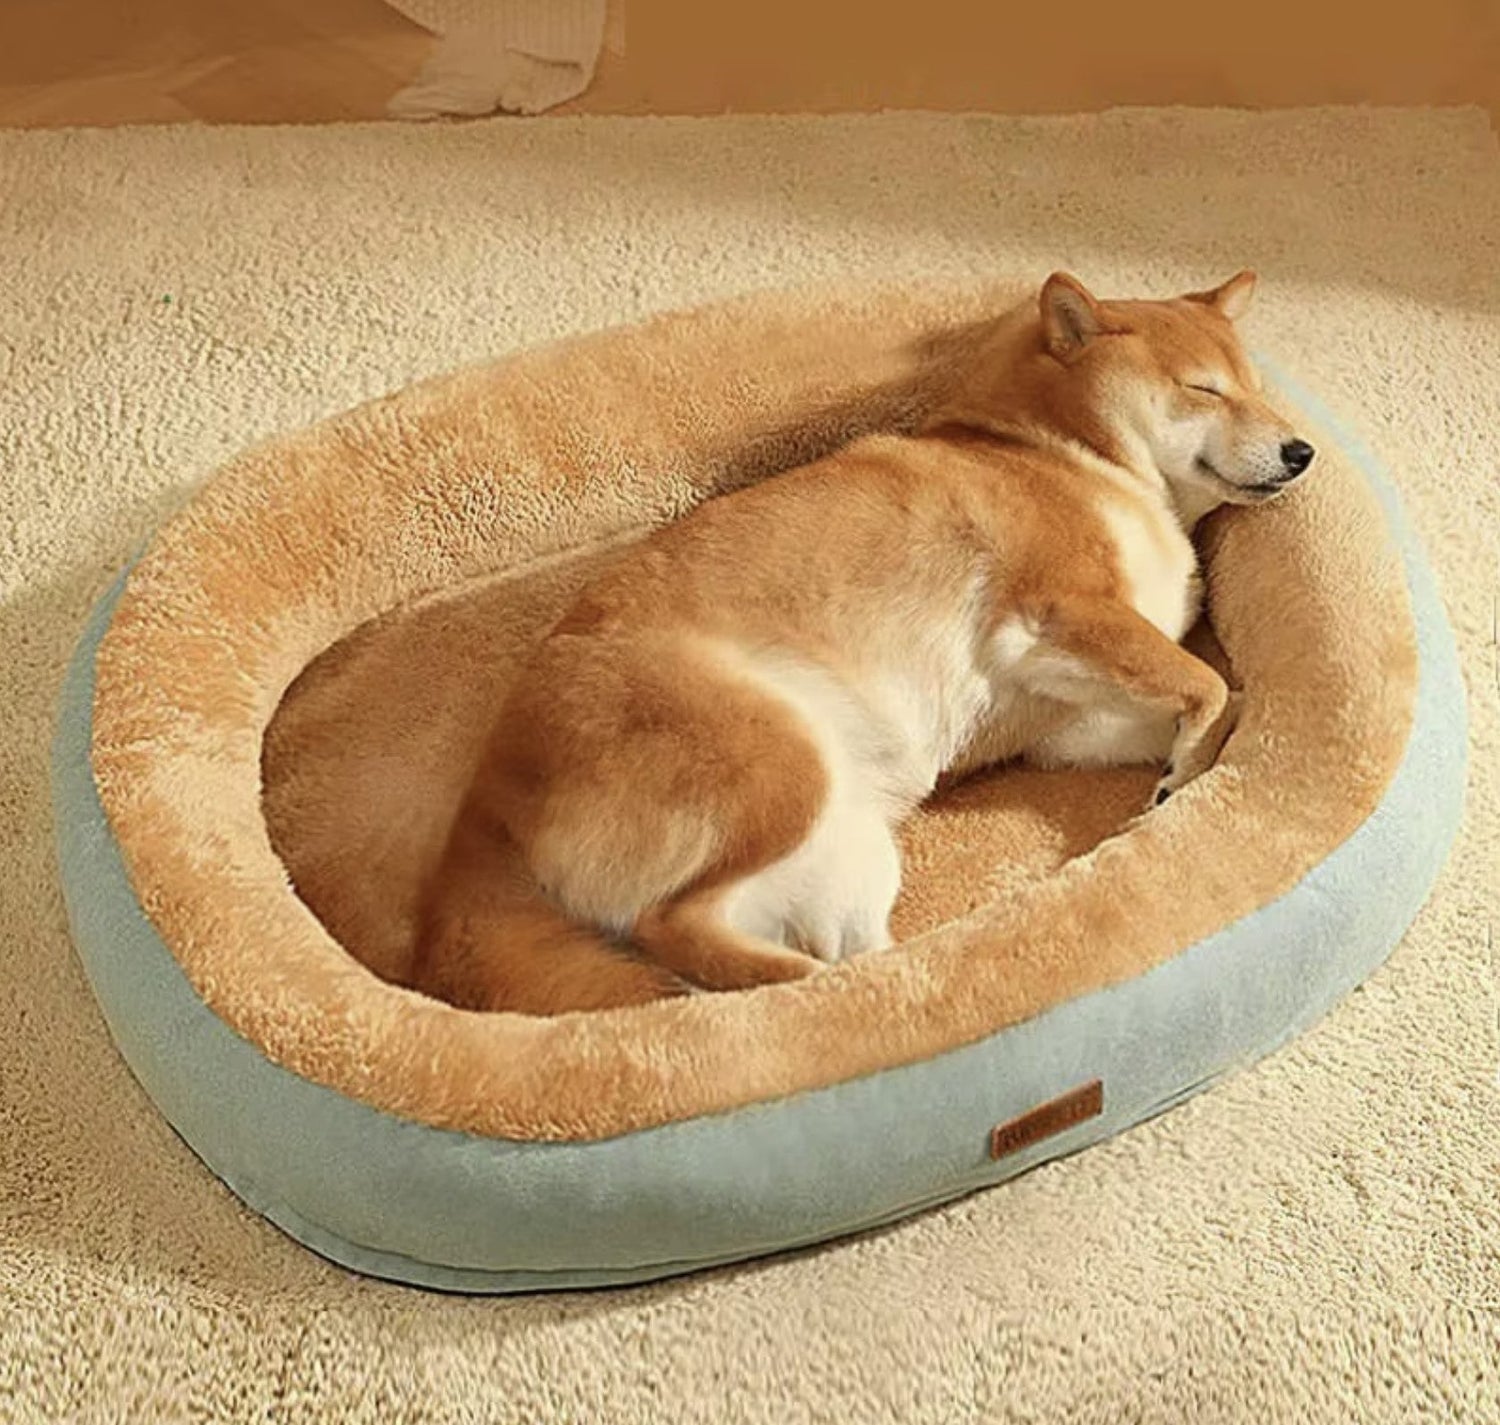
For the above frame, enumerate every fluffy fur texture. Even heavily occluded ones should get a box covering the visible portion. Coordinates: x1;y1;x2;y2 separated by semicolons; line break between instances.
91;258;1416;1145
412;273;1314;1013
7;109;1495;1422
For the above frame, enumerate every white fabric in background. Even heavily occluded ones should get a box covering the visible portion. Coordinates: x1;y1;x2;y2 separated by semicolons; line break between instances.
387;0;607;117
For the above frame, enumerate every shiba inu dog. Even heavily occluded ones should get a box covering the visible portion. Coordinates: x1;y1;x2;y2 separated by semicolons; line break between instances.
413;272;1316;1014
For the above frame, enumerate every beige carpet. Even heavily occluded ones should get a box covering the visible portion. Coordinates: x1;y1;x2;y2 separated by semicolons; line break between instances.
2;107;1497;1422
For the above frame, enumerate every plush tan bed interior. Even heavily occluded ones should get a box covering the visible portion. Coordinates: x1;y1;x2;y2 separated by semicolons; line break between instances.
90;281;1417;1143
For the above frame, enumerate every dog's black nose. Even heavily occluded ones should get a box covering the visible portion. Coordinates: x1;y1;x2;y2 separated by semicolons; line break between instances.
1280;439;1315;477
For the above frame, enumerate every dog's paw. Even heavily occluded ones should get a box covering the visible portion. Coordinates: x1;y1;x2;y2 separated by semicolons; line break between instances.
1150;691;1243;809
748;950;825;986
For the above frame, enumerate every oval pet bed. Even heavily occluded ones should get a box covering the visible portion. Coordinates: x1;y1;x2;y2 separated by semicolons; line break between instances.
53;279;1465;1293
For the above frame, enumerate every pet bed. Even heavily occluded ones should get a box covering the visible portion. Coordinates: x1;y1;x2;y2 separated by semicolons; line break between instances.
52;280;1466;1292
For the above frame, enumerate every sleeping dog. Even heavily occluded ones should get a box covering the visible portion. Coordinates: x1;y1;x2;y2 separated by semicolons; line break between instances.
413;272;1316;1013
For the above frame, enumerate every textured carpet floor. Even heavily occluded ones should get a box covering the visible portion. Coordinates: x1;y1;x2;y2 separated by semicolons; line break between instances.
2;107;1498;1423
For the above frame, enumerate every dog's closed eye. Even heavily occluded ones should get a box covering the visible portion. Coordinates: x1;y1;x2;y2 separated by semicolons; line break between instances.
1181;381;1224;398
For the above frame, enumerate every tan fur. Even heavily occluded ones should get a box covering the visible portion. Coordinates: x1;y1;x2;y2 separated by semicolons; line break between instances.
415;273;1312;1013
94;278;1415;1142
406;816;689;1015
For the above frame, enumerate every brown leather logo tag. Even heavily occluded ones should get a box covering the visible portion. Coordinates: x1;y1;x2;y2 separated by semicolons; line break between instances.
989;1080;1103;1160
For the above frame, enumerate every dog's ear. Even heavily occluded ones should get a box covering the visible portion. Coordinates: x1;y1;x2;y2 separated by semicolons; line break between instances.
1187;270;1257;321
1040;273;1108;360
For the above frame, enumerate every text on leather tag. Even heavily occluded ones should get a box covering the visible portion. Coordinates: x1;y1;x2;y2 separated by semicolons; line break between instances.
989;1080;1104;1160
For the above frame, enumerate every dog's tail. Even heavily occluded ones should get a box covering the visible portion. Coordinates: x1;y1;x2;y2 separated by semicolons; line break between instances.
409;818;688;1016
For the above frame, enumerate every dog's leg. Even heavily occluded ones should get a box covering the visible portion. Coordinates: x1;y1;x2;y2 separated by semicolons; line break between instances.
633;890;821;991
1155;689;1242;803
413;822;691;1015
737;795;901;962
1023;597;1237;806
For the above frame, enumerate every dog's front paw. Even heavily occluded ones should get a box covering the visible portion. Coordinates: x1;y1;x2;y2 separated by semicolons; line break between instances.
1150;691;1243;809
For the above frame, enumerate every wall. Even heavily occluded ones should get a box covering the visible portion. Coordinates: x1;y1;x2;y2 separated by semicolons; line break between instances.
580;0;1500;124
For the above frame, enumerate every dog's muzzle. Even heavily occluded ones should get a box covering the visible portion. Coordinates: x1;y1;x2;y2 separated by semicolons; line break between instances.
1245;438;1316;495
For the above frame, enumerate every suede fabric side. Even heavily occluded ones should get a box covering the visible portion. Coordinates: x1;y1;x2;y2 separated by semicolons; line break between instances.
89;285;1417;1142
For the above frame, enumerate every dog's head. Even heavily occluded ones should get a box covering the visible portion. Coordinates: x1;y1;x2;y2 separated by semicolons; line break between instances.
1038;271;1315;510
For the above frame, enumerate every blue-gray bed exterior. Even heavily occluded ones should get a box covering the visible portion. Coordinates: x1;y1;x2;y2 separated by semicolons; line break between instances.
51;378;1467;1294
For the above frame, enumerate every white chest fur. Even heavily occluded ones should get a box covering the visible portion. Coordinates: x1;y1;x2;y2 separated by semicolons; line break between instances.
946;484;1204;778
1097;493;1202;639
